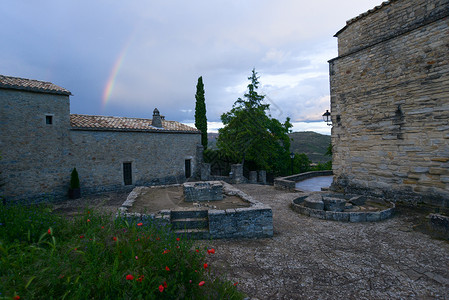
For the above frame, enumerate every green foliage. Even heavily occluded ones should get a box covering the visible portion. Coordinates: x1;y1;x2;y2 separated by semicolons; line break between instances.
325;143;332;156
203;148;233;176
195;76;208;149
217;69;292;175
311;160;332;171
0;206;245;299
70;168;80;189
293;153;311;174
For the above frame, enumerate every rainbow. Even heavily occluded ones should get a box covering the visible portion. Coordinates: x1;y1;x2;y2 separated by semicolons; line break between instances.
101;36;134;110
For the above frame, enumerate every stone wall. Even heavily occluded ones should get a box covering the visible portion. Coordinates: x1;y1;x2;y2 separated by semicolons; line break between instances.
69;129;201;195
329;0;449;207
0;88;201;202
336;0;449;57
274;171;333;191
0;89;72;201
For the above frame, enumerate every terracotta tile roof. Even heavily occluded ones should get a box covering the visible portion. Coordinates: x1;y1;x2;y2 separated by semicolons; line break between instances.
0;74;71;95
70;114;200;133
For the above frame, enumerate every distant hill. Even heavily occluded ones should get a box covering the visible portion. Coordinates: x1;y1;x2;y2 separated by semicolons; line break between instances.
289;131;331;163
208;131;331;163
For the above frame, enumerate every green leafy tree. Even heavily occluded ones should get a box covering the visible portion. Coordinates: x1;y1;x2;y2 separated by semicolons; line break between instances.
293;153;311;174
194;76;208;149
217;69;292;174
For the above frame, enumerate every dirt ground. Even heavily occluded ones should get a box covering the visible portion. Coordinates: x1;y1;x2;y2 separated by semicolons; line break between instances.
51;184;449;299
127;186;251;214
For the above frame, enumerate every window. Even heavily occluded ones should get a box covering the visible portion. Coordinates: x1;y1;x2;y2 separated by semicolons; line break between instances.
123;162;132;185
46;115;53;125
185;159;191;178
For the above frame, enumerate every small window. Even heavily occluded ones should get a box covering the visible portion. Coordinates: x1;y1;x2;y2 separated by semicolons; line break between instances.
46;115;53;125
123;162;132;185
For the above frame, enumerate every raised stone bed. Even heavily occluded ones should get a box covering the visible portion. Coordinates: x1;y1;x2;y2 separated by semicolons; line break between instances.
118;181;273;239
291;192;395;222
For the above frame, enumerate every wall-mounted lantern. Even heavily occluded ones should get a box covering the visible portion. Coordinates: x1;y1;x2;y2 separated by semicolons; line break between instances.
322;110;332;126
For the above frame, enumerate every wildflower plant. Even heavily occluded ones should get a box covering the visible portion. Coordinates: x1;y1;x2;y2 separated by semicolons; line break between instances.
0;205;245;299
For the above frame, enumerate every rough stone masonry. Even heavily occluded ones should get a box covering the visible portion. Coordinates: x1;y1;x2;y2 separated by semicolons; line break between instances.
329;0;449;208
0;75;202;202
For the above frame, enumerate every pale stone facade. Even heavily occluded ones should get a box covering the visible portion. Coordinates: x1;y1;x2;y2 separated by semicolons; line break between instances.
329;0;449;207
0;75;201;202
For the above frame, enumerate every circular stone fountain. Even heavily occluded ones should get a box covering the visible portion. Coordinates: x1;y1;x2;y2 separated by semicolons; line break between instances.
291;193;395;222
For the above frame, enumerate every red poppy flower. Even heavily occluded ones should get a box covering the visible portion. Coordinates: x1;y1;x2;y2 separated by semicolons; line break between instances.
13;296;20;300
87;219;91;222
113;237;117;241
159;284;164;292
79;235;84;239
176;237;180;241
101;226;104;229
207;248;215;254
162;249;170;254
204;263;208;269
234;282;238;286
199;281;205;286
163;281;167;288
165;266;170;271
195;249;199;253
137;222;143;226
47;228;51;235
126;274;134;280
136;275;144;282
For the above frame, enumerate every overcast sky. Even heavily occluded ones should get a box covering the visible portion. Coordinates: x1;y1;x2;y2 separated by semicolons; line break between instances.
1;0;382;135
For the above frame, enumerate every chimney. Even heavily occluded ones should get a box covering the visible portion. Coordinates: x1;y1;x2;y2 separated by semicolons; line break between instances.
152;108;163;128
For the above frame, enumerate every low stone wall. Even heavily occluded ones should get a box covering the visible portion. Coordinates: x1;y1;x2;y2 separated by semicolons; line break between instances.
208;182;273;239
209;207;273;239
274;171;333;191
291;195;395;222
119;181;273;239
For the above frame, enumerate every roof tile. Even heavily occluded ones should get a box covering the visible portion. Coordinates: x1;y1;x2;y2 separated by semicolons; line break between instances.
70;114;199;133
0;75;71;95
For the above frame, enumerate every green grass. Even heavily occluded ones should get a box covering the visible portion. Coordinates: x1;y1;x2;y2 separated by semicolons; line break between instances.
0;204;245;299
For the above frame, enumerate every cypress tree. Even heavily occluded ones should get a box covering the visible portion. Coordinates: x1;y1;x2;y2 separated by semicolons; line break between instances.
194;76;208;149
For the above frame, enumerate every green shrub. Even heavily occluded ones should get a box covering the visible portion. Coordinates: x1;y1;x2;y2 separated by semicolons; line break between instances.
70;168;80;189
0;206;245;299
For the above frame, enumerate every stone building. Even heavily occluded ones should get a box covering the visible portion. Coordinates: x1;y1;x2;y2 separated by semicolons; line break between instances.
329;0;449;207
0;75;202;202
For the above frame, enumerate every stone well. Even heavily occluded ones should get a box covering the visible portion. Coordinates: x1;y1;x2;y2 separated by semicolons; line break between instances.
291;193;395;222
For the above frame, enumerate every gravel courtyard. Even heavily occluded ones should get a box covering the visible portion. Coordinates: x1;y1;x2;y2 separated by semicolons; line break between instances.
53;184;449;299
200;184;449;299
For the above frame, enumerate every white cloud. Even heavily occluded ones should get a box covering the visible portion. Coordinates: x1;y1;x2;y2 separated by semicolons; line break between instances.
1;0;383;134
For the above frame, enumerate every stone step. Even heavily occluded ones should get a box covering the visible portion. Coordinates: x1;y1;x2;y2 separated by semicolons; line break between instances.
171;217;209;230
171;210;208;220
175;228;210;240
